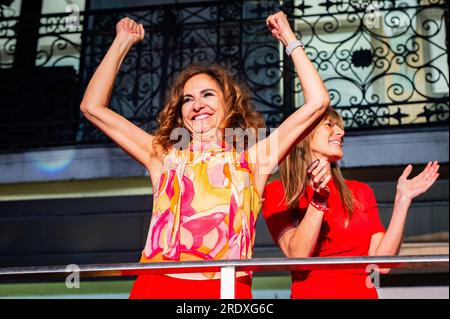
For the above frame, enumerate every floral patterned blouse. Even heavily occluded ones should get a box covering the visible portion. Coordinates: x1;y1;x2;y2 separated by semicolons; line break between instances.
140;141;261;279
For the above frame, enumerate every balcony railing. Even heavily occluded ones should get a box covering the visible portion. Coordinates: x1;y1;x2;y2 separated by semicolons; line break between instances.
0;255;448;299
0;0;449;151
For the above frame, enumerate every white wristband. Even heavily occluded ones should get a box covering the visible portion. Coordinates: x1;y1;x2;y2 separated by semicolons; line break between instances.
285;39;305;56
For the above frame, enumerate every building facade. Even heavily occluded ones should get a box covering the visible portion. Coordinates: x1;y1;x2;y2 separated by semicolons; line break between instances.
0;0;448;295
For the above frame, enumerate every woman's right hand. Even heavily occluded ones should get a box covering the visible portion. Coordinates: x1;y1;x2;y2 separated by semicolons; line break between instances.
307;159;332;202
116;17;145;46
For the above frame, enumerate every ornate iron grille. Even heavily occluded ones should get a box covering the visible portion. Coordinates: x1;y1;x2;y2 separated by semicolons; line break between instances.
0;0;448;150
288;0;449;128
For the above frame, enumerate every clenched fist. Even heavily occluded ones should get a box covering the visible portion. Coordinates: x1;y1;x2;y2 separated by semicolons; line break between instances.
116;17;145;46
266;11;297;47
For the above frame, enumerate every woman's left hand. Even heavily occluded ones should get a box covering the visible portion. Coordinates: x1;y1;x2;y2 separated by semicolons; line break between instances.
396;161;440;202
266;11;297;47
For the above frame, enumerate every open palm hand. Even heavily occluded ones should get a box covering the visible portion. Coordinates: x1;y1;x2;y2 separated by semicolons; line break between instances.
397;161;440;201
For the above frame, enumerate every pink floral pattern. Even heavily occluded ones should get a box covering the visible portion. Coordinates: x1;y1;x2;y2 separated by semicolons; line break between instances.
140;142;261;279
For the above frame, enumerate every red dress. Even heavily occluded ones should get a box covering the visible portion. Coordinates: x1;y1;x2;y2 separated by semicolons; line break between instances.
262;179;386;299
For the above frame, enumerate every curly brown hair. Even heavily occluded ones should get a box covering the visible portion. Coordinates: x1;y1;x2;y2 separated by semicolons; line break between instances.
153;64;266;151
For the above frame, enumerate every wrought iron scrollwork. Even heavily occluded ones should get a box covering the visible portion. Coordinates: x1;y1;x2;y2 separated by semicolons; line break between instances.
287;0;449;128
0;0;448;150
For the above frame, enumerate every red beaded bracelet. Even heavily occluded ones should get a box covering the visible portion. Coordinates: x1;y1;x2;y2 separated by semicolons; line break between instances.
310;199;330;212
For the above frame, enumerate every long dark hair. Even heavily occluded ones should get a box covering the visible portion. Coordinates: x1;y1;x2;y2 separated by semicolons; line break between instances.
279;108;357;222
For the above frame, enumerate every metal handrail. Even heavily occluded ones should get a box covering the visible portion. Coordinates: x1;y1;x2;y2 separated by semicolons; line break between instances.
0;255;448;299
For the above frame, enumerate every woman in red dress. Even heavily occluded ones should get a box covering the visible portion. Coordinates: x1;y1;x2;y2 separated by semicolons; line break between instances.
262;108;440;299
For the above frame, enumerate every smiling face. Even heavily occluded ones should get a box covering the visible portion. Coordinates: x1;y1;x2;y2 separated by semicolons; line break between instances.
181;73;226;136
310;116;345;163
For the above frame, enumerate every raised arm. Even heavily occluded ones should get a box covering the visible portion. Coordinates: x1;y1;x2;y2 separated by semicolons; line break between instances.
80;18;163;182
251;12;330;195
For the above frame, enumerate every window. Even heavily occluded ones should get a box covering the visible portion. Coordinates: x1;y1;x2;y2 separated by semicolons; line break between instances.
291;0;448;128
0;0;22;68
37;0;86;71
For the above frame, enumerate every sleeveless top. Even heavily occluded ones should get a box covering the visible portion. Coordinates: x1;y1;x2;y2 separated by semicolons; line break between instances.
140;141;262;280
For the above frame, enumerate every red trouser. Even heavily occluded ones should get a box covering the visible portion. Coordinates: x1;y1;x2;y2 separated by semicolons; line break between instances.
129;274;253;299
